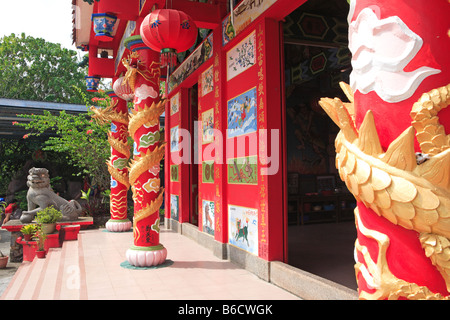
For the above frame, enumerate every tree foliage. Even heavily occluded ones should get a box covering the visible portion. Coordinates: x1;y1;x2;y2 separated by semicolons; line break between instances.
14;89;113;190
0;33;114;192
0;33;91;103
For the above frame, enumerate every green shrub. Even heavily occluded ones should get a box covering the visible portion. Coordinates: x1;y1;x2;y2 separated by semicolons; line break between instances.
36;206;62;224
20;224;37;235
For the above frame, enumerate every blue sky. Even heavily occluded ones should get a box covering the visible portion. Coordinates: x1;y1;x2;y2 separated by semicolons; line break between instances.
0;0;75;50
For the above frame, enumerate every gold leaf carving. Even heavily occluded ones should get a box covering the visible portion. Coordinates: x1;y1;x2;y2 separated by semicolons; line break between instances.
128;100;165;138
379;127;417;171
355;208;449;300
128;145;165;186
356;111;383;156
321;82;450;298
411;84;450;156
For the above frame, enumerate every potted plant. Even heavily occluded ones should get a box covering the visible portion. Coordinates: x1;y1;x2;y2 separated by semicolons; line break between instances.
0;250;8;268
20;224;37;241
36;206;62;234
35;226;47;259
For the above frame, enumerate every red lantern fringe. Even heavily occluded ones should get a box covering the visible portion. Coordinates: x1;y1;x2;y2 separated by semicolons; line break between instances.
160;50;178;71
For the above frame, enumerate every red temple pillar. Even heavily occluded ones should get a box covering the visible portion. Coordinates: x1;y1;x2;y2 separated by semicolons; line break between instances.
104;89;132;232
123;35;167;267
320;0;450;299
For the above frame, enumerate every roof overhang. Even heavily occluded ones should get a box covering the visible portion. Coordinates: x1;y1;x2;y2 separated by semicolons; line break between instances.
72;0;94;49
0;98;88;139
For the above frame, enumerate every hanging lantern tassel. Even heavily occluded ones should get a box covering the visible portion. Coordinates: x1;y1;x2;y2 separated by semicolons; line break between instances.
160;48;178;70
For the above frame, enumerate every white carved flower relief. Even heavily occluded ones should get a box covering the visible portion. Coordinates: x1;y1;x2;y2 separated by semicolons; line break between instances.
348;7;440;103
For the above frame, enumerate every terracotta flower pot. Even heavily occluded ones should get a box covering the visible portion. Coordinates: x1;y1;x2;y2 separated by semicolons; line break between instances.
23;234;32;241
0;256;8;268
36;250;46;259
41;223;56;234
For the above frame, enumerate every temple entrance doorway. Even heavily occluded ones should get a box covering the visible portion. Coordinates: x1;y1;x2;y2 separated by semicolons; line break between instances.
282;0;358;290
189;83;199;226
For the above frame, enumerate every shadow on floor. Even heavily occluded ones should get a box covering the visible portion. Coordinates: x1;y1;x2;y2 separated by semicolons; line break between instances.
287;221;358;291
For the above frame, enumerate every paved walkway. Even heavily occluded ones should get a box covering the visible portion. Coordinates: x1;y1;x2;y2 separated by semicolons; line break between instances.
1;227;300;300
0;229;21;296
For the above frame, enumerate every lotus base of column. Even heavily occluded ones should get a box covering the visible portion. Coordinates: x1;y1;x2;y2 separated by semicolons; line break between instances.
126;244;167;267
105;219;132;232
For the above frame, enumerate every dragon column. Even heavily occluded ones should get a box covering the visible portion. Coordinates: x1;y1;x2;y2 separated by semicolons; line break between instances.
90;89;131;232
319;0;449;299
122;35;167;267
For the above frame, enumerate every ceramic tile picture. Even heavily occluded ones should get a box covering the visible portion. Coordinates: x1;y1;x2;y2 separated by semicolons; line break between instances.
169;33;213;93
202;160;215;183
228;205;258;255
227;87;257;138
170;125;179;152
201;65;214;96
227;155;258;185
232;0;277;35
226;30;256;80
170;194;179;221
202;108;214;144
170;165;179;182
170;92;180;115
222;14;235;46
202;199;215;236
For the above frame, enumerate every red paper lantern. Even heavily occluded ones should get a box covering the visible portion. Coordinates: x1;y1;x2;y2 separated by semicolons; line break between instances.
113;76;134;101
140;9;198;69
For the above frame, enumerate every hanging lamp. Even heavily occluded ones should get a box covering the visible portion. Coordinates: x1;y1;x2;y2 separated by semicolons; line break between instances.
91;13;117;42
140;9;198;70
113;76;135;101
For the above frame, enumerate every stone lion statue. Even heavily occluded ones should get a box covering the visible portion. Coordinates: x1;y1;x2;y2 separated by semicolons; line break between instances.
19;167;82;223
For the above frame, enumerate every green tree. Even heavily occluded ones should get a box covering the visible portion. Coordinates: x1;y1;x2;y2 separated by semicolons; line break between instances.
0;33;113;194
14;89;113;190
0;33;92;103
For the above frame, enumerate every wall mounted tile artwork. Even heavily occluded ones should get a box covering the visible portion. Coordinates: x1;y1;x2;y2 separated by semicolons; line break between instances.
227;155;258;185
170;164;179;182
170;125;179;152
170;194;179;221
201;65;214;97
202;108;214;144
202;199;215;236
226;30;256;81
169;33;213;93
170;92;180;115
227;87;257;138
228;205;258;255
202;160;215;183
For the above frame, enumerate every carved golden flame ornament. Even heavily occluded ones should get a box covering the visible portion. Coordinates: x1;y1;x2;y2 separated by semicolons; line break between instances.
90;99;131;190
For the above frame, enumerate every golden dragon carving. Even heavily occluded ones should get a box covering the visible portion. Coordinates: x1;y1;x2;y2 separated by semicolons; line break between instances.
127;99;166;243
90;97;131;193
354;207;449;300
128;100;166;138
90;99;129;125
122;51;161;91
319;82;450;298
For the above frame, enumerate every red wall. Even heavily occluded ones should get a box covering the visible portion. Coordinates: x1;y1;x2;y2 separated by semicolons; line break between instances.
164;0;306;262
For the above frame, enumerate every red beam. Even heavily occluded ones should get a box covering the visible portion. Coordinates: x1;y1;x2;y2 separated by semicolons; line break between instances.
264;0;308;20
171;0;224;29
